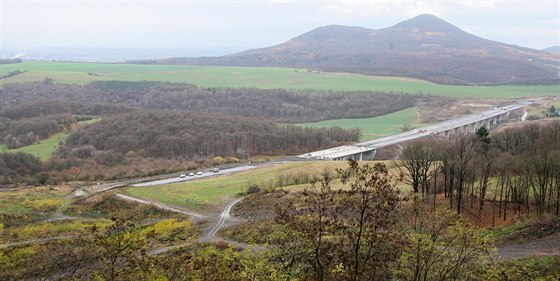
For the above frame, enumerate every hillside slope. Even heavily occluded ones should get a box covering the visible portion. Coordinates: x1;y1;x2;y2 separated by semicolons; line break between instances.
155;14;559;85
543;46;560;54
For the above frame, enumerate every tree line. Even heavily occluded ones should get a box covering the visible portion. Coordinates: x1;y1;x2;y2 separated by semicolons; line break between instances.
0;99;133;120
396;120;560;220
0;81;421;123
0;58;22;64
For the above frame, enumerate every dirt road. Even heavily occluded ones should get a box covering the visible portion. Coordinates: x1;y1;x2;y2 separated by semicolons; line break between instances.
115;193;207;221
497;231;560;259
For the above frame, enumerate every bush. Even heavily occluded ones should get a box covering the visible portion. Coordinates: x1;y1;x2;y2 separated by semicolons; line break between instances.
526;115;541;121
246;184;261;194
23;199;62;212
140;219;197;242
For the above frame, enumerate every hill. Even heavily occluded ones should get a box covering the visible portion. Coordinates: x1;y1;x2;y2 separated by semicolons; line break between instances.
543;46;560;54
154;14;560;85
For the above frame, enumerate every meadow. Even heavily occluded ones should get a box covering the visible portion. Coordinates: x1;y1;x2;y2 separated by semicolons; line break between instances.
298;107;421;141
0;132;68;161
123;161;350;212
0;119;99;161
1;62;558;98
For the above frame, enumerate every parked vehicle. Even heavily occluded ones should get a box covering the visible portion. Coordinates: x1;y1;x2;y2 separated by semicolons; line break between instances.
188;173;195;176
196;171;203;175
212;168;220;172
179;174;186;178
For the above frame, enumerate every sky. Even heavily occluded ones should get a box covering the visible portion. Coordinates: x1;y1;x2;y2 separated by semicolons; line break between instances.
1;0;559;57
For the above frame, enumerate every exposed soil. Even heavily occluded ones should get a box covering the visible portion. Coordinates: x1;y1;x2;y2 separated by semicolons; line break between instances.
423;193;524;228
416;98;506;124
408;193;560;259
231;189;293;221
496;218;560;259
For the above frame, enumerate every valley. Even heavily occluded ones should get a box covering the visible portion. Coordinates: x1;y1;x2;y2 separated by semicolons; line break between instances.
1;8;559;281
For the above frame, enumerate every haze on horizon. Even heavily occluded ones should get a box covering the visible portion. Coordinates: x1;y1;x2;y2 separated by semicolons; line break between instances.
1;0;559;60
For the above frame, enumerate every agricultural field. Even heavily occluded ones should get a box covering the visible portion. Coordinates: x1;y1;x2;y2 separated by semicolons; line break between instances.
123;161;350;212
297;107;422;141
1;61;558;98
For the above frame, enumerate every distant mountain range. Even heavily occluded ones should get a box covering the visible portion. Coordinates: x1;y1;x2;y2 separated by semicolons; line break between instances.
145;14;560;85
542;46;560;54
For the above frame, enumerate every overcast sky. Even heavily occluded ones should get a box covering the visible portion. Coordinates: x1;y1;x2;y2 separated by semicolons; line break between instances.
2;0;559;55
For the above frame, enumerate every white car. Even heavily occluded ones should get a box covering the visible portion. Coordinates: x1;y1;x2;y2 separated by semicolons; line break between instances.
188;173;195;177
212;168;220;173
179;174;186;178
196;171;203;175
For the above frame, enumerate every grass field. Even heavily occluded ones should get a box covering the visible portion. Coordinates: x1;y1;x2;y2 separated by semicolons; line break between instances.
0;118;100;161
298;107;421;141
1;62;558;98
0;132;68;161
124;161;349;212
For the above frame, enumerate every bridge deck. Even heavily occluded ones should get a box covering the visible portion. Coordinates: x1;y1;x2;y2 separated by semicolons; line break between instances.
299;102;530;160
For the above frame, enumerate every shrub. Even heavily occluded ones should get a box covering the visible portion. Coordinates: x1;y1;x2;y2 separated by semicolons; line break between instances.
23;199;62;212
140;219;197;242
246;184;261;195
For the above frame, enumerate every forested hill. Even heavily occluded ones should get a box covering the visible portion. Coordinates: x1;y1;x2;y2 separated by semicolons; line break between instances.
63;111;360;159
0;81;419;123
0;110;360;185
152;14;559;86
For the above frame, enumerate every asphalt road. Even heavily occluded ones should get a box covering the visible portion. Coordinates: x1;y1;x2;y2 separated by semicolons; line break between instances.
130;165;258;187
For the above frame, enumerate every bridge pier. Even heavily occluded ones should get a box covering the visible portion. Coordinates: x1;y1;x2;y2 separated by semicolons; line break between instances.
339;150;376;161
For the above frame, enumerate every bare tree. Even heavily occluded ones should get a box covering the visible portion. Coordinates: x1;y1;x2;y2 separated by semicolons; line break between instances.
395;139;436;198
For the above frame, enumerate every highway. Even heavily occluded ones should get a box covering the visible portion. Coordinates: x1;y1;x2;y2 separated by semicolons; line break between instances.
299;101;531;160
131;165;258;187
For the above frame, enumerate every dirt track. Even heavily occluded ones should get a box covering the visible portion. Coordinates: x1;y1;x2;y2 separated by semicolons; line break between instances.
496;220;560;259
115;194;207;221
115;193;247;253
497;231;560;259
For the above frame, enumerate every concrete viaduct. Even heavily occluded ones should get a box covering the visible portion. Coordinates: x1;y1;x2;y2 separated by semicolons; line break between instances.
298;101;531;161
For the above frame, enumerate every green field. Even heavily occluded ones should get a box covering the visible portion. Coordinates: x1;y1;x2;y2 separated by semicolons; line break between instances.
1;62;558;98
0;118;100;161
124;161;349;212
0;132;68;161
298;107;421;141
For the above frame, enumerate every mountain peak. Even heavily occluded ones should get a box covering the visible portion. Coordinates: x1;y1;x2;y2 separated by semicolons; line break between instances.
391;14;462;33
157;14;560;85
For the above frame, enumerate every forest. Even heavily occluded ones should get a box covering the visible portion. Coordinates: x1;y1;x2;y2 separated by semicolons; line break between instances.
397;120;560;220
0;80;422;186
63;111;359;158
0;81;420;123
0;110;360;186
